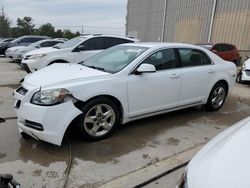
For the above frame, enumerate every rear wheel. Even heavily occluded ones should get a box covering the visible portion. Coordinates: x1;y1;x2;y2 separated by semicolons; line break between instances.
205;83;227;111
76;97;120;141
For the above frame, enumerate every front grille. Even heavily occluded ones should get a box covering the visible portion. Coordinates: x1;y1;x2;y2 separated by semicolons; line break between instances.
245;70;250;76
24;120;44;131
16;87;28;95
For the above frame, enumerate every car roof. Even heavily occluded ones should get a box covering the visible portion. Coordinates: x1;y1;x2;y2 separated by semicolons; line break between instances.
78;34;139;42
120;42;206;49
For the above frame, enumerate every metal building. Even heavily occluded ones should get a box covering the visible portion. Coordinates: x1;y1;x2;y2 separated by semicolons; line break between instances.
126;0;250;51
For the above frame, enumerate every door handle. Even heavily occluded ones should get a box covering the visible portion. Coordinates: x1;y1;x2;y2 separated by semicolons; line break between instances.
208;69;215;73
170;74;180;79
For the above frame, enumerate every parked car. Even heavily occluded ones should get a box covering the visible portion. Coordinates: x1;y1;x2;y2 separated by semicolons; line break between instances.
177;117;250;188
1;35;50;56
0;38;16;55
13;43;237;146
5;39;64;63
21;34;139;73
196;43;240;65
236;56;250;83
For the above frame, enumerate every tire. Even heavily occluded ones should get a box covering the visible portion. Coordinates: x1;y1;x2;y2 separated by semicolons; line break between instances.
76;97;120;141
205;83;228;111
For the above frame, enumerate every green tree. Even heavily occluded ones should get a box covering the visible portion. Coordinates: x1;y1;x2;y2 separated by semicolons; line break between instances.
54;29;64;38
39;23;55;37
0;15;11;38
16;16;35;35
74;31;81;37
63;29;74;39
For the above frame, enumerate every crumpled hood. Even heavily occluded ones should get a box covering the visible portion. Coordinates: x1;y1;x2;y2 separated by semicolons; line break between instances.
24;63;110;87
188;117;250;188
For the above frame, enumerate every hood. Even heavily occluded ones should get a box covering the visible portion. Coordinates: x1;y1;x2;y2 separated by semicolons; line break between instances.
24;63;110;87
24;47;59;56
188;117;250;188
7;46;25;52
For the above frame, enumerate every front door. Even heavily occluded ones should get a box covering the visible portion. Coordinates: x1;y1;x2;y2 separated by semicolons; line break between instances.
128;48;182;117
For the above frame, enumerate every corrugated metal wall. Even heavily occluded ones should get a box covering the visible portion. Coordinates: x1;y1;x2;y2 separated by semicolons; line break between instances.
127;0;250;50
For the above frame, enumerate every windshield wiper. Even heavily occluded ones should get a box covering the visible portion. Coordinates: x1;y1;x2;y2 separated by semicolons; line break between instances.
84;65;105;71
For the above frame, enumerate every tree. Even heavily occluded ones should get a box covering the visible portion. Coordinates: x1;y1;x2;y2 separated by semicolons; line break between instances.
39;23;55;37
0;15;11;38
63;29;75;39
74;31;81;37
16;16;35;35
54;29;64;38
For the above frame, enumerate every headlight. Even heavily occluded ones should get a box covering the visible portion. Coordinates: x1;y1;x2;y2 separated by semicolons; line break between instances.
14;49;19;52
19;50;27;53
31;88;70;106
176;171;188;188
242;63;246;71
29;54;47;60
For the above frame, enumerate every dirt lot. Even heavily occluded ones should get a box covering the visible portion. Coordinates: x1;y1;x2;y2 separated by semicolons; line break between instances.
0;57;250;188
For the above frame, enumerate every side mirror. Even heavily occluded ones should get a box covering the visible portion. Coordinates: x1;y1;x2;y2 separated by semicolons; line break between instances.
135;64;156;74
35;45;41;49
76;45;86;52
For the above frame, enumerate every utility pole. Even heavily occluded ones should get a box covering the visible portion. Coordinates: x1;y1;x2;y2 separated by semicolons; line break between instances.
81;25;84;35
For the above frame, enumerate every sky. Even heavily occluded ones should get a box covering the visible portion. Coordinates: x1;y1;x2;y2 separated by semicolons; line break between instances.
2;0;127;35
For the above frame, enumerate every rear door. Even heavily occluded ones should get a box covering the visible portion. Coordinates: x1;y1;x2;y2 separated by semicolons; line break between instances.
128;48;182;117
178;48;215;106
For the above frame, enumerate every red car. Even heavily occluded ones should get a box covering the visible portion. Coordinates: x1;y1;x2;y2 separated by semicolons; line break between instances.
196;43;241;65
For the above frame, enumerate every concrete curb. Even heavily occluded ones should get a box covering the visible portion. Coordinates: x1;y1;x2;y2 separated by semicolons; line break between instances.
100;144;205;188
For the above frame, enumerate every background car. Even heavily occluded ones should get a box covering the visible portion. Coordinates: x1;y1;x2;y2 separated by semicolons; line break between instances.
1;35;50;56
177;117;250;188
6;39;64;63
0;38;16;55
196;43;241;65
13;43;236;146
236;56;250;83
21;34;139;73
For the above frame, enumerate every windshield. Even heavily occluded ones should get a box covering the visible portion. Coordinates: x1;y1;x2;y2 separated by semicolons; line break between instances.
82;45;148;73
53;37;86;49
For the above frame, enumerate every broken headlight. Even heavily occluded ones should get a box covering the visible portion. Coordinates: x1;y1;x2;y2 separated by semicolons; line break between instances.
31;88;70;106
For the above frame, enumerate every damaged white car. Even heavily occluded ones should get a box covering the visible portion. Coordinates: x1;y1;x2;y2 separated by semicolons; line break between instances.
13;43;237;145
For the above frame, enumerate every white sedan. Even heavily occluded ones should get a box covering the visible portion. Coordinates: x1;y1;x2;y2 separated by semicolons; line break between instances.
13;43;237;145
237;57;250;83
177;117;250;188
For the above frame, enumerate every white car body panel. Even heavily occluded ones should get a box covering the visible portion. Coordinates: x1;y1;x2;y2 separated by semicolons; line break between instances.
21;35;139;72
13;43;237;145
241;58;250;81
186;117;250;188
5;46;25;59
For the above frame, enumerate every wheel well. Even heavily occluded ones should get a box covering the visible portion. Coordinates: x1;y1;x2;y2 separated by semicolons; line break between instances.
48;59;69;65
215;80;229;92
74;95;124;121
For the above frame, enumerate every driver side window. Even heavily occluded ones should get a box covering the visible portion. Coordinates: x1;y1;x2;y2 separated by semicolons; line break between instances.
142;49;179;71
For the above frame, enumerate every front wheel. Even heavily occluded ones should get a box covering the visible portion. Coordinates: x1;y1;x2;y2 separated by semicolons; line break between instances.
205;83;227;111
76;97;120;141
